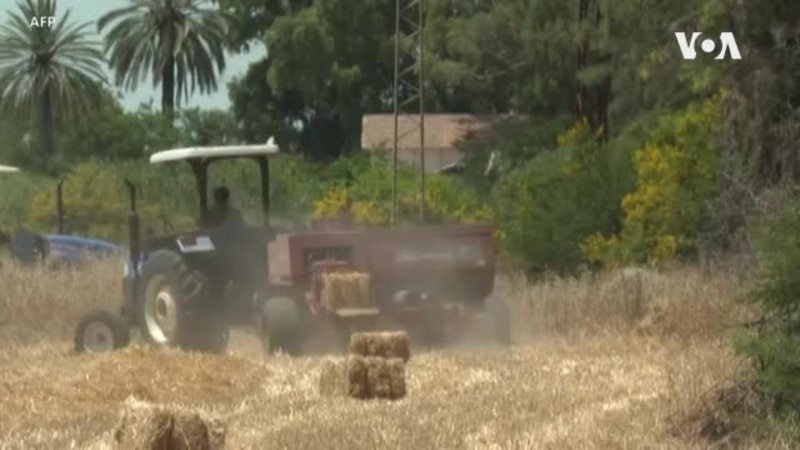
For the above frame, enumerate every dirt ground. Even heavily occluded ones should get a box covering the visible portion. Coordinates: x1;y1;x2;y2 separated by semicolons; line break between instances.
0;261;788;449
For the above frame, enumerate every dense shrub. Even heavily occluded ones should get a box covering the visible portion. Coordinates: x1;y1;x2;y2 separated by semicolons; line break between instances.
737;203;800;415
491;120;634;274
0;170;51;232
312;156;492;226
26;162;191;243
582;95;722;266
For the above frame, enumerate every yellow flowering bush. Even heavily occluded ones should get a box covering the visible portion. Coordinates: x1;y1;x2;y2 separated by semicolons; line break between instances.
582;94;723;265
311;185;349;220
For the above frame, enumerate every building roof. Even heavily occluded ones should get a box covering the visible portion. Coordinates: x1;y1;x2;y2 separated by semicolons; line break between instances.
150;138;279;164
361;114;511;151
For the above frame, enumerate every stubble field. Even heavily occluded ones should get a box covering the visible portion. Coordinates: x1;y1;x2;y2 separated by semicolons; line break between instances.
0;261;787;449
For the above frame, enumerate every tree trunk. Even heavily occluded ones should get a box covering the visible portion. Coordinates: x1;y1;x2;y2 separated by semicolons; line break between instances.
161;0;176;119
594;0;610;142
597;75;611;142
575;0;589;121
39;86;54;171
161;55;175;119
576;0;611;143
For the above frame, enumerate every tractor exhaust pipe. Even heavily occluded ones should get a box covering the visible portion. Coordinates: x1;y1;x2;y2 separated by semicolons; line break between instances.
124;179;140;271
56;178;65;234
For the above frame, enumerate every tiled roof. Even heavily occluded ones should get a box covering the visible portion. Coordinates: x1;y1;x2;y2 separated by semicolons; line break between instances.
361;114;510;151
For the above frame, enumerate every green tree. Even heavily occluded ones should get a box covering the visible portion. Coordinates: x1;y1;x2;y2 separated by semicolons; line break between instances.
55;93;180;166
737;202;800;416
491;120;635;274
220;0;554;159
98;0;229;116
0;0;106;171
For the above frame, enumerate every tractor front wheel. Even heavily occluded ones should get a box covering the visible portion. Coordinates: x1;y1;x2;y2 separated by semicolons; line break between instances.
74;309;130;354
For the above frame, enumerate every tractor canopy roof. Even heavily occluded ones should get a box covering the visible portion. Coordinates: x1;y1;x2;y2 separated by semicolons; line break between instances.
149;138;279;164
0;164;20;173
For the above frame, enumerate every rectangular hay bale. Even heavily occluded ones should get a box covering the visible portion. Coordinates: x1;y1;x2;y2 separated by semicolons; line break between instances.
365;356;393;399
349;331;410;362
340;355;407;400
321;272;372;310
346;354;370;399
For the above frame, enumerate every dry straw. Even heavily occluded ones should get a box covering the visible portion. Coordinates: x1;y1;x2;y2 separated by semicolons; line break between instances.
320;272;372;310
318;359;348;398
348;331;410;362
114;397;226;450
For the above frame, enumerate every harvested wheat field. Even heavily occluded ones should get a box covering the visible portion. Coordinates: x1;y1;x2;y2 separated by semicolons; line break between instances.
0;261;791;449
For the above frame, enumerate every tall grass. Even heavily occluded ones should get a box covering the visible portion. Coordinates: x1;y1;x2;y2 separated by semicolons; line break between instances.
0;260;750;344
0;260;120;343
498;263;751;341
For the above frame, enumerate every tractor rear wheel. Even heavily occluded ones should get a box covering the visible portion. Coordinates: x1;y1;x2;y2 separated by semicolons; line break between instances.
137;249;228;353
259;296;303;355
74;309;130;353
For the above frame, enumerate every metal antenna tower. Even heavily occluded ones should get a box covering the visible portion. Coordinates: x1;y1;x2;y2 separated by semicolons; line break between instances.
391;0;426;226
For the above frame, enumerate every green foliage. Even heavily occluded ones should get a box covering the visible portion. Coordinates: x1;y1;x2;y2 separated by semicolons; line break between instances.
737;204;800;413
0;0;106;170
98;0;229;112
582;96;723;266
490;120;634;274
459;115;574;194
312;156;492;227
747;206;800;330
15;153;373;242
0;170;51;231
26;162;193;243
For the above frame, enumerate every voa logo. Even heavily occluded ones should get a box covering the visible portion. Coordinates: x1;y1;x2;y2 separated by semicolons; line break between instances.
675;32;741;60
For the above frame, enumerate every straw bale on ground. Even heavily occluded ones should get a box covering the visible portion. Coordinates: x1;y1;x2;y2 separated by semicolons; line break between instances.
319;355;406;400
113;397;226;450
348;331;410;362
321;272;372;310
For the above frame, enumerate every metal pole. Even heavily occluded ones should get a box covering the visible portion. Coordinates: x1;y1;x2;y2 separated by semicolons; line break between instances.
391;0;401;227
418;0;425;223
56;178;65;234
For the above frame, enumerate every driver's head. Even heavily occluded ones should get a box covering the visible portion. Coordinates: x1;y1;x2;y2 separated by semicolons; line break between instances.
213;186;230;206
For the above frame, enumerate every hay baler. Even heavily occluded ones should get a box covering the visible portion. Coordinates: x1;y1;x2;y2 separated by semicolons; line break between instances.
266;224;505;348
73;140;508;355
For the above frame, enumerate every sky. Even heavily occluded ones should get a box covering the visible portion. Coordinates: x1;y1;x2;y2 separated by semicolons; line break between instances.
0;0;266;111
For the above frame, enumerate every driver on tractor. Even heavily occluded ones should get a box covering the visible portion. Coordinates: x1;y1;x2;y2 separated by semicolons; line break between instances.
204;186;244;228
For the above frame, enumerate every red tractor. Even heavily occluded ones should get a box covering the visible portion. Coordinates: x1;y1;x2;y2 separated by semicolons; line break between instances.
74;140;509;355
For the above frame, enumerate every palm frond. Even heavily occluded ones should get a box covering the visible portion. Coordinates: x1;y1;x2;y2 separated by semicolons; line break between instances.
0;0;107;121
99;0;229;107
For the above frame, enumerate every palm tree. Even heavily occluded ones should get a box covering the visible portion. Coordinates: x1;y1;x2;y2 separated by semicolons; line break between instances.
0;0;106;169
98;0;229;117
